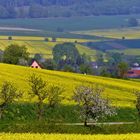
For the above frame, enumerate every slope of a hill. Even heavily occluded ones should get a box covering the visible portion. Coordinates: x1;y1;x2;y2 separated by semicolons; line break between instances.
0;36;96;60
0;63;138;108
85;39;140;56
75;28;140;39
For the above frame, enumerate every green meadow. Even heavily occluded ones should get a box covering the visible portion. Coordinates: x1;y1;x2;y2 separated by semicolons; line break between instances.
75;28;140;39
73;26;140;56
0;15;139;32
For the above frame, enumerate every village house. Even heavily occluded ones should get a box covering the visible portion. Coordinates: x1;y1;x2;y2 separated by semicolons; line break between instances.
30;60;41;69
127;63;140;78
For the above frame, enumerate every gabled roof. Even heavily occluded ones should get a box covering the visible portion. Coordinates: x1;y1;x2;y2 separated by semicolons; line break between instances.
31;60;42;68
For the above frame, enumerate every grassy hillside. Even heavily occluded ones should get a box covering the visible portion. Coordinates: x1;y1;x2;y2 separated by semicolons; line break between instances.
85;39;140;56
75;27;140;56
75;27;140;39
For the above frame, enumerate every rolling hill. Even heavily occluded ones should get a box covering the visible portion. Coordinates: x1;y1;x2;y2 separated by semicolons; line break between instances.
0;63;139;124
0;36;96;60
0;63;138;108
84;39;140;56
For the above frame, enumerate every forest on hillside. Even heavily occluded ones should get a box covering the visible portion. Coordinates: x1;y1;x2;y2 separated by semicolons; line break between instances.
0;0;140;18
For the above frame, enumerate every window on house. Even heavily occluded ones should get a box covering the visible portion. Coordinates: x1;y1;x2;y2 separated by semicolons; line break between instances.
36;66;38;68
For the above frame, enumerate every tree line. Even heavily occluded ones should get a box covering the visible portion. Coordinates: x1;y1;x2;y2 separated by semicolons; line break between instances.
0;41;132;79
0;73;115;126
0;42;95;75
1;0;140;18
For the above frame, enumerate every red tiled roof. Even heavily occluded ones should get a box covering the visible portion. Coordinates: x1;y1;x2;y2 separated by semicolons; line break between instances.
127;69;140;78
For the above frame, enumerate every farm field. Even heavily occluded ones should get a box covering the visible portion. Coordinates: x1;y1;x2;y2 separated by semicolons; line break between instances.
0;15;140;32
74;27;140;56
75;27;140;39
85;38;140;56
0;36;96;59
0;35;94;42
0;133;140;140
108;48;140;56
0;64;139;133
0;14;140;38
0;63;138;107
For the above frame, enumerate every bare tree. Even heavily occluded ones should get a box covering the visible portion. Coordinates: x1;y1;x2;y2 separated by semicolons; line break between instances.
0;81;21;119
73;85;116;126
28;73;48;121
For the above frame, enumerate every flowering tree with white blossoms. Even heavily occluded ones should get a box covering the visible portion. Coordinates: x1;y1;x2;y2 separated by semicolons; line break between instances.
73;85;117;126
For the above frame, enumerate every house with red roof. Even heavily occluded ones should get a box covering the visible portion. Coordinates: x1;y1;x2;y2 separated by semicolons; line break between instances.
127;67;140;78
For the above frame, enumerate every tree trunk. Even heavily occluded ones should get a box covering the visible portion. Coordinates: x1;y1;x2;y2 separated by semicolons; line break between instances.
84;117;88;127
0;103;6;119
37;102;44;121
0;109;3;119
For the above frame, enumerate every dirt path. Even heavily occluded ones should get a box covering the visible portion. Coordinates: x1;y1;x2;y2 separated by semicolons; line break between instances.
55;122;134;126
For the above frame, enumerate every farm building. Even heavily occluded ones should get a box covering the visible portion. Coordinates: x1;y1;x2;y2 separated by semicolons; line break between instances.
30;60;41;69
127;67;140;78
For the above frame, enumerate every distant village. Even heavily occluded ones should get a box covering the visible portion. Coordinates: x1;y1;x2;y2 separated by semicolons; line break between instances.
0;36;140;79
30;56;140;79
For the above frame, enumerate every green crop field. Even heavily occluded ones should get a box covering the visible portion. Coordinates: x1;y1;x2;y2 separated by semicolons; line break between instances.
0;36;96;60
75;27;140;39
0;14;140;38
108;49;140;56
0;15;140;32
74;27;140;56
0;133;140;140
84;38;140;56
74;27;140;39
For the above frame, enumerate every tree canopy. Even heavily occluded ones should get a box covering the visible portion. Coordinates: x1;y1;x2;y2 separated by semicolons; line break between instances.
53;43;80;65
0;0;140;18
3;44;29;65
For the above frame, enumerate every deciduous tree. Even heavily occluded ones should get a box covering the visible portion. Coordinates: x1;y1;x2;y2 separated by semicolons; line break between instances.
28;74;48;120
3;44;29;65
0;81;21;119
73;85;116;126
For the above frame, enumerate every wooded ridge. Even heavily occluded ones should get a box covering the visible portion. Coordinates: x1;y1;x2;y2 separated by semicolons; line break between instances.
0;0;140;18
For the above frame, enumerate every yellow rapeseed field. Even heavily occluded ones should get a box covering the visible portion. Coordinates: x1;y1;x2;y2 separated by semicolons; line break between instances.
0;63;138;107
0;133;140;140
